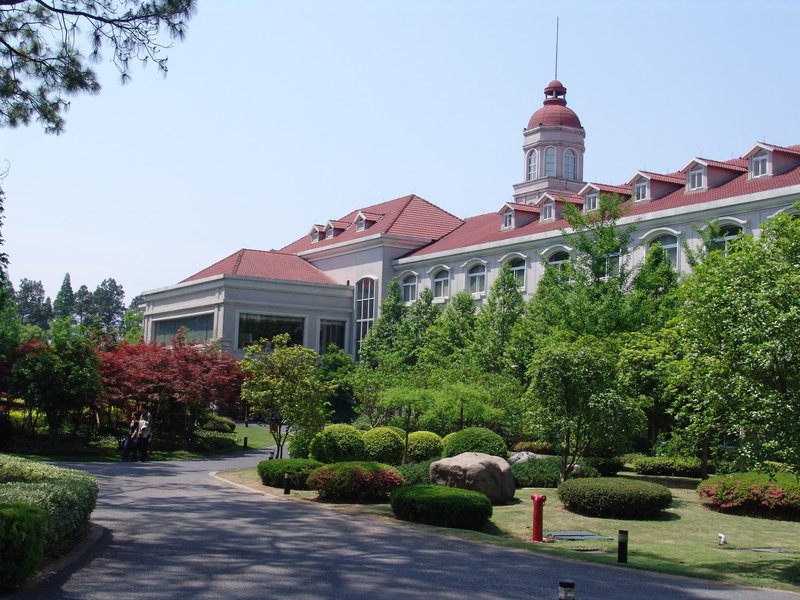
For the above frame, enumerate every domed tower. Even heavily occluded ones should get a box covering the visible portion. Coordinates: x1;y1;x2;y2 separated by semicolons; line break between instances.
512;79;586;205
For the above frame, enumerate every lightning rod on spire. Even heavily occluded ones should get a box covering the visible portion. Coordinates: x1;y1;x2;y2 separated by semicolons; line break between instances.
555;17;559;80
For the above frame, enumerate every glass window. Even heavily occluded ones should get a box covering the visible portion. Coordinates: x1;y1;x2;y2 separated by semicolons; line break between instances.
319;319;346;352
634;181;648;201
604;252;621;279
752;150;768;177
468;264;486;294
509;258;526;289
311;231;319;243
689;166;703;190
710;224;743;252
564;149;577;180
402;275;417;303
584;192;598;212
527;150;538;181
326;227;334;239
432;270;450;299
355;278;376;356
356;219;365;231
545;147;556;177
548;251;570;268
154;314;214;346
650;234;678;268
238;313;304;349
541;200;554;220
502;210;514;229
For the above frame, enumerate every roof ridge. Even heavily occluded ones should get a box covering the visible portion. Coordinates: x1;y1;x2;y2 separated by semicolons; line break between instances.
232;249;246;275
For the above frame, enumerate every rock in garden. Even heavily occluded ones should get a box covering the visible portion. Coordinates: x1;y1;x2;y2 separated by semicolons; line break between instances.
430;452;516;504
508;451;545;465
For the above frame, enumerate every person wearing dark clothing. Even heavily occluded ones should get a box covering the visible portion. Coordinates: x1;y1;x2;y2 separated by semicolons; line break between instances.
137;409;152;462
122;411;140;462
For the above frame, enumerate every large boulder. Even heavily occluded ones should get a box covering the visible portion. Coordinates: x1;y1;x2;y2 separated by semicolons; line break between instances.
429;452;515;504
508;451;545;465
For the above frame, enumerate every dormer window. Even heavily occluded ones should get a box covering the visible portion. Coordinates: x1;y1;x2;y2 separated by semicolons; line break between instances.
752;150;768;177
634;181;648;201
311;231;320;243
326;227;334;239
541;200;554;220
527;150;538;181
356;218;366;231
564;149;577;180
688;166;704;190
584;192;598;212
502;210;514;229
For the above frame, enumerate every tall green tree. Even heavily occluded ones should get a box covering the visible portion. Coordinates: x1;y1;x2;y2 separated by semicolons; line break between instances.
1;0;196;133
120;293;145;344
53;273;76;319
628;242;680;332
417;290;476;372
240;334;329;458
14;278;52;329
526;334;644;481
89;278;126;332
358;278;405;366
470;262;523;373
74;285;93;324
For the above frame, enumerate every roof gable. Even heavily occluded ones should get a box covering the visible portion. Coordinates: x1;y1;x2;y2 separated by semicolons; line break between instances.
182;249;338;286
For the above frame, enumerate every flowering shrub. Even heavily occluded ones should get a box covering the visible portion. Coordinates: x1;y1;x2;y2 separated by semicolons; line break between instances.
697;472;800;519
307;462;403;502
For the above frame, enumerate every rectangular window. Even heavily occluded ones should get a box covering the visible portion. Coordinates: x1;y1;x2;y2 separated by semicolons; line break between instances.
238;313;304;349
584;192;598;212
752;152;768;177
326;228;334;239
634;181;648;201
319;320;346;352
154;314;214;345
689;168;703;190
502;211;513;229
541;202;554;220
356;219;365;231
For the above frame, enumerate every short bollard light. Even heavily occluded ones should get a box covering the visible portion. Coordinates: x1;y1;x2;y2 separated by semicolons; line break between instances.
243;436;248;448
618;529;628;563
531;494;547;543
283;471;291;495
558;580;576;599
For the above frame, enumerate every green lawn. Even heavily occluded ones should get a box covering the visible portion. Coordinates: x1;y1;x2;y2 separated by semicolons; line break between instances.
219;468;800;593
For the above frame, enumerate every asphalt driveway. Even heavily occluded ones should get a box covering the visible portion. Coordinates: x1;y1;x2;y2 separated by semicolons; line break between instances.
12;449;800;600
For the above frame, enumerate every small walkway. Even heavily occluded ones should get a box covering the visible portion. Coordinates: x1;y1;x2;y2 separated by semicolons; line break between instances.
13;450;800;600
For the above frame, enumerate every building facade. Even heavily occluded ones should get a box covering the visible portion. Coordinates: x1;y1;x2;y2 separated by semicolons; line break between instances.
143;80;800;357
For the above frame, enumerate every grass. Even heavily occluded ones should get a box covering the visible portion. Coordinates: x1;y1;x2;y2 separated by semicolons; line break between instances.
8;422;277;463
218;468;800;593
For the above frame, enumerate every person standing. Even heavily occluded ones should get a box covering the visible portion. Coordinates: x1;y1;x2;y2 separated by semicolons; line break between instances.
138;409;153;462
121;411;140;462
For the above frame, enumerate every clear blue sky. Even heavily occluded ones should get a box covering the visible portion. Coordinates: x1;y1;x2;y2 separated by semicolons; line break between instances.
3;0;799;303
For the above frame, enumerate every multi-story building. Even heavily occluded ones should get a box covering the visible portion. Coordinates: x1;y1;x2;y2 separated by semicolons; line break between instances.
142;79;800;357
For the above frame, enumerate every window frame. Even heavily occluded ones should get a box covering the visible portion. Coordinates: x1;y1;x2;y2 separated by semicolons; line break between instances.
634;180;648;201
584;191;598;212
311;231;320;243
541;199;554;221
688;166;704;190
649;234;679;269
401;274;417;303
527;149;538;181
564;149;577;180
544;146;556;177
467;264;486;295
502;209;514;229
354;277;376;356
752;150;769;178
432;269;450;300
508;257;526;290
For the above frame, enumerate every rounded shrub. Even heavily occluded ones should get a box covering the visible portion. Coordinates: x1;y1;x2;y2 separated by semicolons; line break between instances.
307;461;403;502
583;456;624;477
288;428;317;459
512;440;558;455
406;431;443;463
257;458;322;489
558;478;672;519
200;414;236;433
390;484;493;530
442;427;507;459
309;424;365;463
511;456;562;488
385;426;406;439
396;460;435;486
697;472;800;519
632;455;703;478
362;427;404;464
0;503;46;589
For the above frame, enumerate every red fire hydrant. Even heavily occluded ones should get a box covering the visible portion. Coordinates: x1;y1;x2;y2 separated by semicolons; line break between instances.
531;494;547;542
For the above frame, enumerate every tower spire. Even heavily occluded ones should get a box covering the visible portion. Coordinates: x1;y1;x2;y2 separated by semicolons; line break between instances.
554;17;559;81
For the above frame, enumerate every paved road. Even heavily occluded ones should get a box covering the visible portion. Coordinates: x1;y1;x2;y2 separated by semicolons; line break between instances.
13;449;800;600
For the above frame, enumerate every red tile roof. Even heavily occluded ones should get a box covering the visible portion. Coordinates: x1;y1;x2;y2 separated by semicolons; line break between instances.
637;171;686;185
502;203;540;214
281;194;464;254
182;249;338;285
694;158;748;172
584;183;633;196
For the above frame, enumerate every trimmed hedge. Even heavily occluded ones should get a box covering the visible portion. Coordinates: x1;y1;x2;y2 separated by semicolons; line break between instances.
0;503;46;589
406;431;443;463
512;440;558;455
632;455;703;478
201;414;236;433
0;455;98;547
191;429;239;453
390;484;493;530
697;472;800;519
442;427;508;459
558;477;672;518
512;457;562;488
307;461;403;502
396;460;434;486
362;427;404;465
583;456;624;477
309;424;365;463
257;458;322;489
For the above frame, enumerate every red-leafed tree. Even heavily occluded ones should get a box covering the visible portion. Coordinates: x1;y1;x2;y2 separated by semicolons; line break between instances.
99;332;243;445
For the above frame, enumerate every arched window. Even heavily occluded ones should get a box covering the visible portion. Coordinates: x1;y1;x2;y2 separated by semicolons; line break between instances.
548;250;570;268
527;150;538;181
432;270;450;299
354;278;376;356
564;149;577;180
544;147;556;177
468;264;486;295
509;258;526;289
402;275;417;303
710;224;743;253
649;234;678;268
